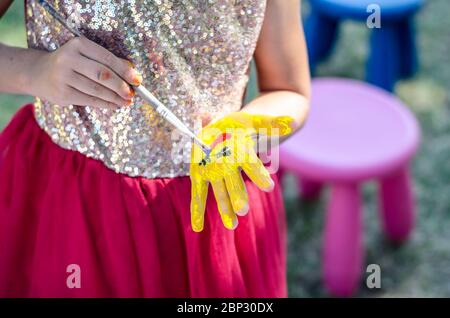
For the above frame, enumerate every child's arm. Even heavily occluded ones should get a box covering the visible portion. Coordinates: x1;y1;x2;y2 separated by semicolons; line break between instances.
242;0;310;136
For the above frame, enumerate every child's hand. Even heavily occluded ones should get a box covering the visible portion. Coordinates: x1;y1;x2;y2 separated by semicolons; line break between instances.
28;36;142;109
190;112;294;232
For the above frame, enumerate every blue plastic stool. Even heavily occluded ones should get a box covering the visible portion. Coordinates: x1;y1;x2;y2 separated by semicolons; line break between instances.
305;0;424;91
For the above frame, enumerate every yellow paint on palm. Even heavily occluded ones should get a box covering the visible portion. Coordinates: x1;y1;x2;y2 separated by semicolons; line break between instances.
190;112;294;232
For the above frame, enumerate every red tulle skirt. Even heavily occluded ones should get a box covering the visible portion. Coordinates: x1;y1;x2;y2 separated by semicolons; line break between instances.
0;105;287;297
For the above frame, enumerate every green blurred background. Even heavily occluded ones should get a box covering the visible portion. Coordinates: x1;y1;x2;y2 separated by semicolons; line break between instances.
0;0;34;123
1;1;450;297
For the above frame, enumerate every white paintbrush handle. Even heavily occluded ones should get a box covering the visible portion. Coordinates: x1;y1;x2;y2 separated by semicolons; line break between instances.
134;85;211;154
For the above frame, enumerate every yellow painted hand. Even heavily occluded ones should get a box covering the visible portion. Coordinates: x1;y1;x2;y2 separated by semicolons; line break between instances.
190;112;294;232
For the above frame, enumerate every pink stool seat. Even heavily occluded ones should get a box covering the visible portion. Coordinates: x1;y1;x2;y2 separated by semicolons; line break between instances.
281;78;420;182
279;78;420;297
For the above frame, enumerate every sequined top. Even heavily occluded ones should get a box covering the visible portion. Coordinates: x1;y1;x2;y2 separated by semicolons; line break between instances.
25;0;266;178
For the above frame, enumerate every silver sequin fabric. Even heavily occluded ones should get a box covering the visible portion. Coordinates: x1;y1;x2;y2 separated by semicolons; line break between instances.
25;0;266;178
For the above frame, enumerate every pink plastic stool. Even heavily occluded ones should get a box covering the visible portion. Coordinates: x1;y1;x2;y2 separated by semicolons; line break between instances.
280;78;420;296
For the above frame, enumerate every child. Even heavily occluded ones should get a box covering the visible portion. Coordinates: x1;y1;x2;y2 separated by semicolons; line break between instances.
0;0;310;297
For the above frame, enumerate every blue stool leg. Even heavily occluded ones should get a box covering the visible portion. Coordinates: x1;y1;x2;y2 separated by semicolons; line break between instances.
398;17;418;79
366;23;401;92
305;10;340;75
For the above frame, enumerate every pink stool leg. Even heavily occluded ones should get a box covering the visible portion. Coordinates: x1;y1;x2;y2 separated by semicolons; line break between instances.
324;183;363;297
298;177;323;200
379;165;415;243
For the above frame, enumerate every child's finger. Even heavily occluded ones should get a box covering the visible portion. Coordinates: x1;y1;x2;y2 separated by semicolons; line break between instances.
68;70;131;107
224;171;249;216
251;115;294;137
76;36;142;86
241;148;274;192
190;175;209;232
73;55;135;101
211;179;238;230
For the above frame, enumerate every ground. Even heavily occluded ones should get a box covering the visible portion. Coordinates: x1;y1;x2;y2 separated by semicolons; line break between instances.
1;0;449;297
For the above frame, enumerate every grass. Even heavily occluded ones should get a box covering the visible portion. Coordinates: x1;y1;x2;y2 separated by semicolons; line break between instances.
1;1;450;297
0;0;32;127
